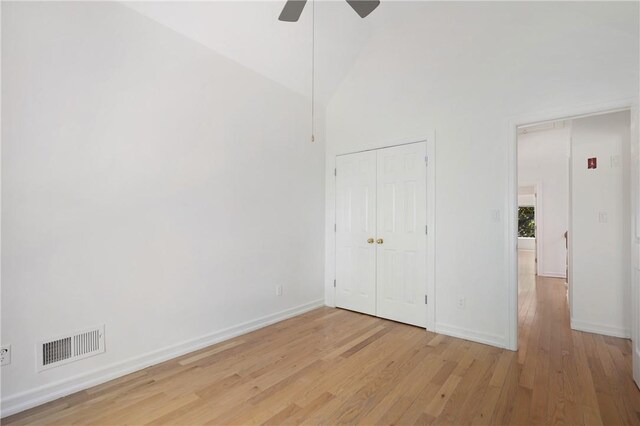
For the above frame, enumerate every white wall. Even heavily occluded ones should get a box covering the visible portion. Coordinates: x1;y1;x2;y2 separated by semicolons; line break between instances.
324;1;639;348
570;111;631;338
518;126;570;277
1;2;325;415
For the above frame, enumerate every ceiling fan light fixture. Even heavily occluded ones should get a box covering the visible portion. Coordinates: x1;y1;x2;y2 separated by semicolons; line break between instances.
278;0;308;22
278;0;380;22
345;0;380;18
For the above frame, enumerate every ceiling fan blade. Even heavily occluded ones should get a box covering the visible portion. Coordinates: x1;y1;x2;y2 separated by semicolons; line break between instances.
345;0;380;18
278;0;308;22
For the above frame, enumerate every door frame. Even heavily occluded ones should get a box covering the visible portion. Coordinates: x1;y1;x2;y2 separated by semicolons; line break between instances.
505;98;639;352
334;136;436;331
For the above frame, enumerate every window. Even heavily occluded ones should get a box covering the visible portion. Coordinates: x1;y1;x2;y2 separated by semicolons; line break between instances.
518;206;535;238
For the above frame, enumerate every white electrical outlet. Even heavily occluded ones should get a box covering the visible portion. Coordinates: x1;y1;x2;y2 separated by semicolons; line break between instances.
457;297;465;309
276;285;283;296
1;345;11;366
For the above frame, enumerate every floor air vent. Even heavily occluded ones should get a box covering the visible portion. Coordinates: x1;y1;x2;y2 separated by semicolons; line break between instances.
38;325;105;371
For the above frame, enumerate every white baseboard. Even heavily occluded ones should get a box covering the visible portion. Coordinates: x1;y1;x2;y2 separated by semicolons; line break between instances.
571;318;631;339
1;299;325;418
435;323;506;349
539;271;566;279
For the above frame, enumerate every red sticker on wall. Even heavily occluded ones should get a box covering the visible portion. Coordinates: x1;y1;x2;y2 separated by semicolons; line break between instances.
588;157;597;169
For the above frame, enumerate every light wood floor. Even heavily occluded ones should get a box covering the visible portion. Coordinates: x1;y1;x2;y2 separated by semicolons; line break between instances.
4;251;639;425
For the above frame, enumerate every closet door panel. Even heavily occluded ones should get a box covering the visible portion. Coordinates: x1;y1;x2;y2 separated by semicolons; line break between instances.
335;151;377;315
376;143;427;327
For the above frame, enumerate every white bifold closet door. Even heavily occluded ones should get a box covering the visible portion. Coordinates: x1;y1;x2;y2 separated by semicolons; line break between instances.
335;142;427;328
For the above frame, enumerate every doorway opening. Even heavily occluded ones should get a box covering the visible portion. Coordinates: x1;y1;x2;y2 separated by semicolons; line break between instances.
513;108;634;363
516;119;571;357
517;110;632;346
508;104;638;350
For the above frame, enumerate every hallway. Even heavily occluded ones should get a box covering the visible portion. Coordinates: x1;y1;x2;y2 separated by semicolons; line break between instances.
517;249;639;424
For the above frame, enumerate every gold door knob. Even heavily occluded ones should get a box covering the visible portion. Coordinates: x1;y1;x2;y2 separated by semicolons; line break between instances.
376;238;384;244
367;238;375;244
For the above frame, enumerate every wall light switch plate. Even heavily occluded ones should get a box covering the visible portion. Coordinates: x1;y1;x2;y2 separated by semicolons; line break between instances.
1;345;11;366
276;285;283;296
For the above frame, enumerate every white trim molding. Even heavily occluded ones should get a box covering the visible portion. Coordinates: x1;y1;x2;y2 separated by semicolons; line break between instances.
539;272;567;279
426;135;436;332
0;299;325;418
435;323;506;348
571;318;631;339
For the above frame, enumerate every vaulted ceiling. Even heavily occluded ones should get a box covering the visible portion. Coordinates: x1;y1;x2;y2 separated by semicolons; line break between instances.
123;1;639;108
123;1;376;105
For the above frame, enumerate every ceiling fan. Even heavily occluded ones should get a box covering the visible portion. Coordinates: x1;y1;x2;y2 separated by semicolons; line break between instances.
280;0;380;143
278;0;380;22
